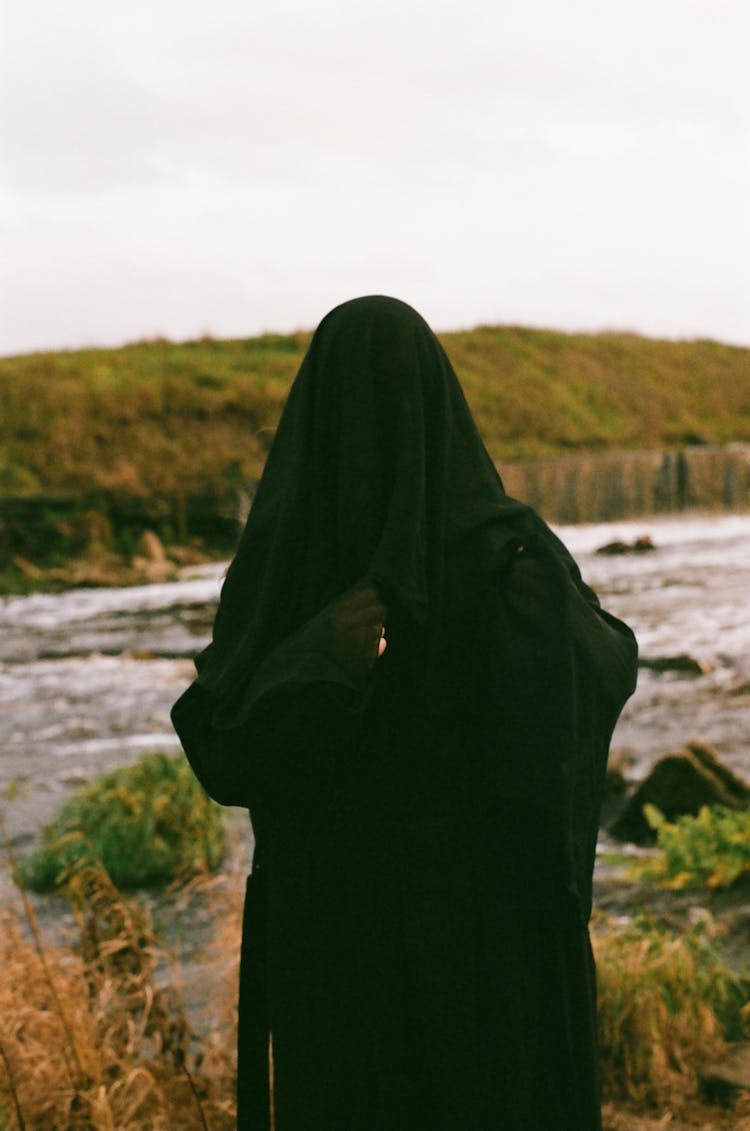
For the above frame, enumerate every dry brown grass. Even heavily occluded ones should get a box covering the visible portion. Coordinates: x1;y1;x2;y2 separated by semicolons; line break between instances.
594;912;750;1127
602;1098;750;1130
2;841;748;1130
0;856;242;1131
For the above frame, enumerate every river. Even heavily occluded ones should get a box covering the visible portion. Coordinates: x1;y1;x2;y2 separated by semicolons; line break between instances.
2;511;750;857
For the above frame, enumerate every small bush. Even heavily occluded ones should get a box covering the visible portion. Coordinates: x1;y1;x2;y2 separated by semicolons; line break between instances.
637;804;750;889
19;753;226;892
594;915;750;1105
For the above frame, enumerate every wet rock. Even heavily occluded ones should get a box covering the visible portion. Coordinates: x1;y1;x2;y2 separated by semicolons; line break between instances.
596;535;656;555
691;740;750;804
700;1042;750;1105
169;543;212;566
135;529;167;563
131;530;174;581
609;740;750;844
639;653;714;675
600;749;637;828
596;541;630;556
604;748;635;796
47;553;132;588
131;558;175;583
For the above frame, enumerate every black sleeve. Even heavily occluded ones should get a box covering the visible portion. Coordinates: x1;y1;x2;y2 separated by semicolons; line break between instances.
171;675;362;810
521;514;638;711
171;591;376;810
510;525;639;918
465;524;638;920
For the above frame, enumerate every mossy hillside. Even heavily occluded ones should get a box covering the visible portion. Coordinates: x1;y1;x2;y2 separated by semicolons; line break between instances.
0;333;309;499
451;327;750;458
2;327;748;589
2;327;749;499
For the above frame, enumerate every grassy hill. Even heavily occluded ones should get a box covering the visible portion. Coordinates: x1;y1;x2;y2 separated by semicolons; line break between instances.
1;324;748;584
2;325;749;496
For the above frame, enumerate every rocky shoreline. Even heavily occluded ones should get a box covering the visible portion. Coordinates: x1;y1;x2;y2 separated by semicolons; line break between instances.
597;739;750;966
9;529;218;593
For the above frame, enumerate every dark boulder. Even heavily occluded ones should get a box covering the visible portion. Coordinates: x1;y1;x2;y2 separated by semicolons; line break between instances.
600;748;637;828
604;748;635;797
639;653;714;675
609;740;750;845
596;535;656;555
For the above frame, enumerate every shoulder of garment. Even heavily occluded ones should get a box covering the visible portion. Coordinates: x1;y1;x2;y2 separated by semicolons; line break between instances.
444;511;638;782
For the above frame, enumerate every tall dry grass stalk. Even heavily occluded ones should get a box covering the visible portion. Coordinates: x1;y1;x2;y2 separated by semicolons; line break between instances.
593;913;750;1109
1;813;85;1093
0;840;244;1130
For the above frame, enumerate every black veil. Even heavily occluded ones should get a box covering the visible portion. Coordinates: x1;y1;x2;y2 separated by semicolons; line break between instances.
194;295;528;720
174;294;638;923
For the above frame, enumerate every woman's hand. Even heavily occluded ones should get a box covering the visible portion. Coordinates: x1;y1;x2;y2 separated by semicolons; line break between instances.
327;582;388;676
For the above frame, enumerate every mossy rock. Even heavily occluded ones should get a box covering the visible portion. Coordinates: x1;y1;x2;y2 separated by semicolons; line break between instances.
609;742;750;845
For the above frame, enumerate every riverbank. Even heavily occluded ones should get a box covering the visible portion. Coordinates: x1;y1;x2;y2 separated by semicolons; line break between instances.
2;511;750;1127
3;513;750;851
2;324;749;586
4;441;750;596
4;531;218;596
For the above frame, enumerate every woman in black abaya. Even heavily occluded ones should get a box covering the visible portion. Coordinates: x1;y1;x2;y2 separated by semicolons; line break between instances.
172;295;638;1131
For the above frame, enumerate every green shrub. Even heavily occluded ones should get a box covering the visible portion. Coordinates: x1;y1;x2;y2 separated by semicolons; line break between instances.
594;915;750;1104
19;753;225;891
636;804;750;889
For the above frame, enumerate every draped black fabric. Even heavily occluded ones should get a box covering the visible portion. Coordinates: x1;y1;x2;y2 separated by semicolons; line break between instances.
171;295;638;1131
191;295;528;725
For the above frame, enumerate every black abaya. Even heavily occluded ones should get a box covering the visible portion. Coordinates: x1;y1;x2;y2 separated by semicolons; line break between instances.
171;296;638;1131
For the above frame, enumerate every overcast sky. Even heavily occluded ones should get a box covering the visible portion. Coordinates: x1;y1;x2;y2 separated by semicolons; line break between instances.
1;0;748;356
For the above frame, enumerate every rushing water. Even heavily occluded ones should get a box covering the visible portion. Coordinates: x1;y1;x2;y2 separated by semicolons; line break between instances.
2;512;750;853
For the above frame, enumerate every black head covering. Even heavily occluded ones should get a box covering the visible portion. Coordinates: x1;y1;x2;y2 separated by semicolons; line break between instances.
194;295;528;712
176;294;638;926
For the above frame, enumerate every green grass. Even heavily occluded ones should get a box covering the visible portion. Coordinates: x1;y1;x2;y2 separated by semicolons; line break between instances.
1;325;748;497
0;333;309;498
18;753;226;892
634;804;750;890
596;850;633;869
